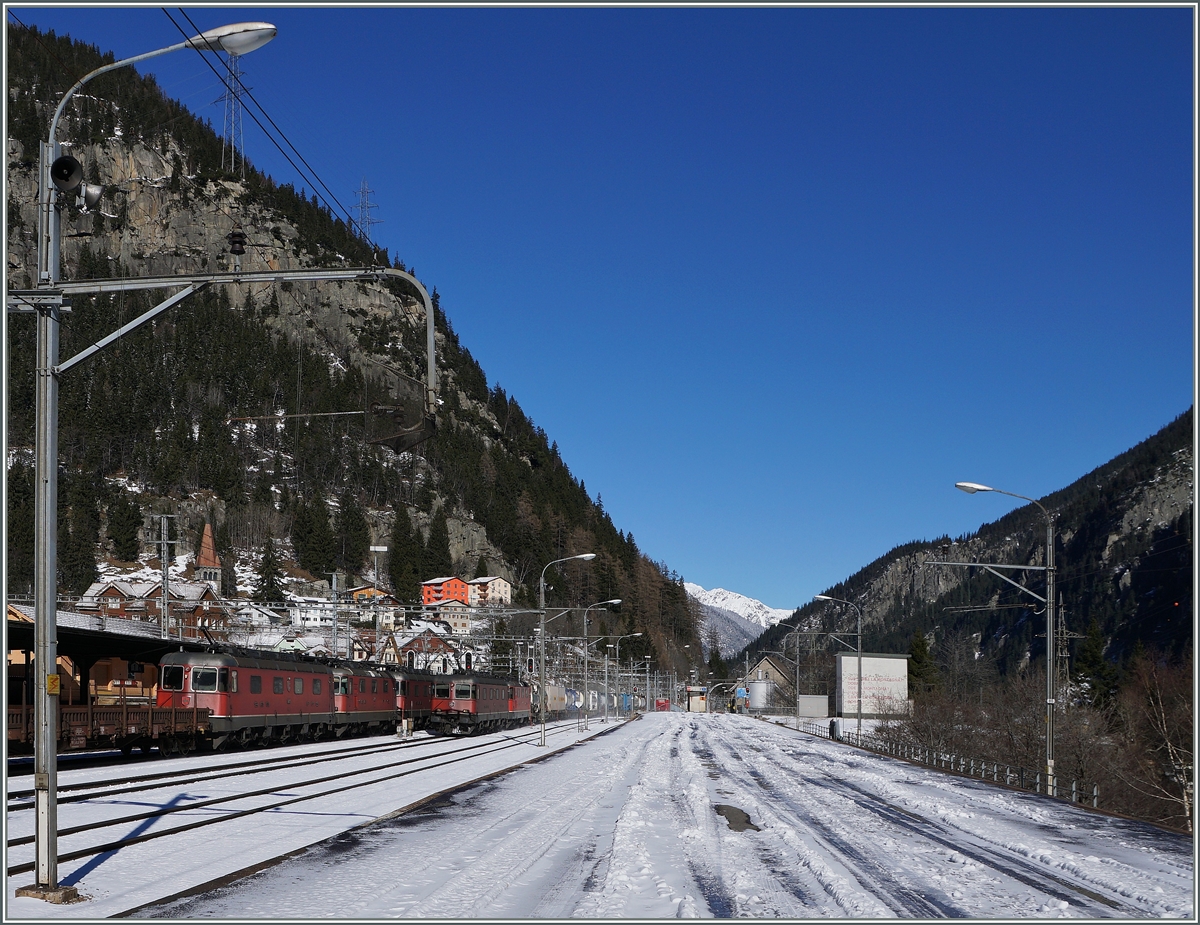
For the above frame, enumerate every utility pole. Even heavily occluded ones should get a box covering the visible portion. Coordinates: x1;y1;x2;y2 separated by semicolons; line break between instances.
158;514;177;639
331;573;339;658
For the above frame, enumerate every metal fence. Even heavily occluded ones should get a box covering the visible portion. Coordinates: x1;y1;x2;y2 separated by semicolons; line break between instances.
796;720;1099;809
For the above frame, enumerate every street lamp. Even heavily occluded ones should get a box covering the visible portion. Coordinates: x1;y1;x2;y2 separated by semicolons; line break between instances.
956;480;1057;791
537;554;595;745
814;595;864;736
582;599;621;731
25;22;276;901
611;632;642;719
781;627;805;730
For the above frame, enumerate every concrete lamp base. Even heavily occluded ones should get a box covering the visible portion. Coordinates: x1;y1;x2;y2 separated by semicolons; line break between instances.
16;883;81;904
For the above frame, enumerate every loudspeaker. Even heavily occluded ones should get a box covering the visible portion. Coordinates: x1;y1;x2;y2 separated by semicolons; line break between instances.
50;155;83;192
79;183;103;210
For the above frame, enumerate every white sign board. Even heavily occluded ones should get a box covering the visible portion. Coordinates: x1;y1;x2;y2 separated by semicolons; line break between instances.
835;653;909;717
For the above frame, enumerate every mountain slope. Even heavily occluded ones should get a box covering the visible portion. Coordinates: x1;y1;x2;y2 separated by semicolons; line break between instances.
684;584;795;629
683;584;776;660
4;23;700;673
747;408;1193;675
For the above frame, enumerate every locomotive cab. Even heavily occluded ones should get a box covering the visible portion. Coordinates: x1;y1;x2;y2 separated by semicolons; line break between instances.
157;651;237;716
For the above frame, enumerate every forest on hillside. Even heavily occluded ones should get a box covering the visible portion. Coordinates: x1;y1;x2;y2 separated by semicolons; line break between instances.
732;409;1193;831
5;22;697;672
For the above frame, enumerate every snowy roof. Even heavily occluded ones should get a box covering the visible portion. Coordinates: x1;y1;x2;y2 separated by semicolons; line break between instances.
8;603;167;639
422;577;462;585
82;578;217;602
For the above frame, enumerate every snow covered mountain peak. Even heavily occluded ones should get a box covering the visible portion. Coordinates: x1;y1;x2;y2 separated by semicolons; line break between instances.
684;583;794;629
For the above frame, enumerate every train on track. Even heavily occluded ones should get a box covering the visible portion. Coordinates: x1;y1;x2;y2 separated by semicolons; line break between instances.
151;650;538;750
8;640;637;757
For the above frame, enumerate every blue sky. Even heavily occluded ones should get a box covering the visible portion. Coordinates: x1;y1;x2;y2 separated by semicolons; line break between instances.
9;6;1194;610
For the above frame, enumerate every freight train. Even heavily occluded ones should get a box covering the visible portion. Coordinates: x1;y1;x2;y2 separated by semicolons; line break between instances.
153;650;534;749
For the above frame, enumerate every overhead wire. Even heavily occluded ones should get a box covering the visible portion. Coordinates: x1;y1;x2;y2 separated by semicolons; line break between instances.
163;7;379;251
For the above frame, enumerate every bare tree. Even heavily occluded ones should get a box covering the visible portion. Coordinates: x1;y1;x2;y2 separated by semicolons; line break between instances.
1112;651;1194;832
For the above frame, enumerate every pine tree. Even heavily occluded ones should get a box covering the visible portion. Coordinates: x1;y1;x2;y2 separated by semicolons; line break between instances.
1074;619;1119;708
6;463;35;594
908;631;939;697
335;493;370;573
388;506;421;602
293;495;336;577
423;507;453;579
107;494;143;561
253;532;286;603
215;520;238;598
473;555;489;579
59;519;97;596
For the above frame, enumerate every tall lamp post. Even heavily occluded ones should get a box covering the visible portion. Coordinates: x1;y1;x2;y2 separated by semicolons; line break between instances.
956;481;1057;791
813;595;864;736
582;599;621;730
781;627;804;729
611;632;642;718
537;554;595;745
24;22;277;900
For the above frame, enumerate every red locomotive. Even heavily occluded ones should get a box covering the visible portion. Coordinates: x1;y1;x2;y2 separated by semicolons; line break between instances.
152;654;530;749
157;650;334;749
389;668;435;730
331;663;396;735
429;672;531;735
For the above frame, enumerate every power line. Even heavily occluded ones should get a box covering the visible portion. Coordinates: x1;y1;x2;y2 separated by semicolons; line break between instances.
166;8;376;248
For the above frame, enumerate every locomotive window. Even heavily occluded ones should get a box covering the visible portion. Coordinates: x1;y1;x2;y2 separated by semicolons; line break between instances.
250;675;262;694
334;677;349;696
160;665;183;690
371;679;377;694
359;679;366;693
312;678;322;695
455;683;473;699
230;671;238;693
217;668;230;692
434;681;450;698
273;677;285;694
193;668;218;692
399;680;407;694
295;677;304;694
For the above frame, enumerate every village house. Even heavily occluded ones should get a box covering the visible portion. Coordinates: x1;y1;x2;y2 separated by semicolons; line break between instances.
426;600;472;636
466;576;512;608
421;576;469;606
77;578;228;638
385;626;462;673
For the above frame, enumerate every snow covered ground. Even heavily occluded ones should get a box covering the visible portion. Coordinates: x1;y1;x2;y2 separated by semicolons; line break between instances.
8;713;1193;920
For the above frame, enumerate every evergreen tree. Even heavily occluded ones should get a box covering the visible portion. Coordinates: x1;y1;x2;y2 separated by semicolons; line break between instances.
107;494;143;561
253;532;286;603
424;507;453;578
1074;619;1119;708
59;518;97;596
908;631;939;697
473;555;489;579
215;520;238;598
6;463;35;594
707;644;728;679
388;506;421;602
294;496;336;577
334;493;370;573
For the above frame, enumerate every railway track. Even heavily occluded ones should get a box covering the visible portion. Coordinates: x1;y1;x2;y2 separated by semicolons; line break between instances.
7;735;433;807
709;724;1150;918
6;723;581;879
